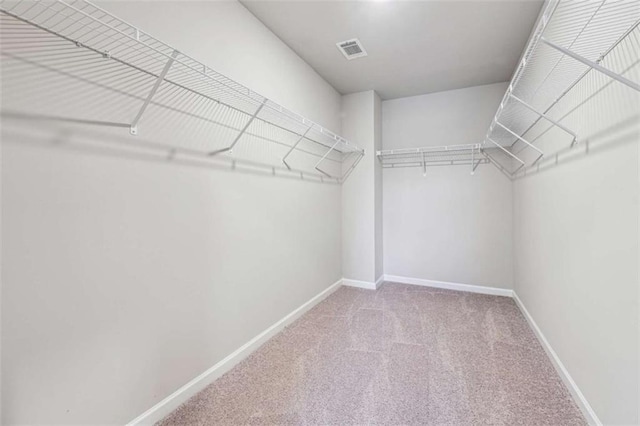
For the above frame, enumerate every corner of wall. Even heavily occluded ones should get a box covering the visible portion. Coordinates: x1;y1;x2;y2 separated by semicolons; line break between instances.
340;90;383;284
510;170;517;292
373;91;384;280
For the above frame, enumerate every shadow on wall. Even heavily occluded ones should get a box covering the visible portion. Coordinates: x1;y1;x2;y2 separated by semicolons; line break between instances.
0;114;362;185
0;8;363;186
517;114;639;179
511;31;640;180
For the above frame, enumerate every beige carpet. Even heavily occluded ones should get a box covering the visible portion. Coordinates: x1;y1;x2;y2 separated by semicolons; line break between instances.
158;282;585;425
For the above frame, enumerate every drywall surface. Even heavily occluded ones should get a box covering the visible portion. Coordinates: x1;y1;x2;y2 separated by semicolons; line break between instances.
103;2;342;130
341;91;374;283
341;91;381;285
1;1;343;424
513;46;639;424
374;93;383;281
382;82;513;289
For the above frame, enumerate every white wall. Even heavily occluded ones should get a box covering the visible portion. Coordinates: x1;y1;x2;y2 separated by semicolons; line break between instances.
341;91;382;285
382;83;513;289
1;1;344;424
374;93;383;280
512;34;640;424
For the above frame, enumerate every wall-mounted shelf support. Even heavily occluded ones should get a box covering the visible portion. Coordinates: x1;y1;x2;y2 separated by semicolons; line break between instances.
341;148;365;182
129;49;179;136
282;126;312;170
315;140;341;179
471;145;483;175
209;99;267;156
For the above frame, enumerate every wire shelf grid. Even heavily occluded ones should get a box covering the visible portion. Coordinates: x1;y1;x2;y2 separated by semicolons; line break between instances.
377;144;488;174
483;0;640;179
0;0;364;182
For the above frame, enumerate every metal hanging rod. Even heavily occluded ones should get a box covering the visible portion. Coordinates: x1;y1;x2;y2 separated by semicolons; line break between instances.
481;0;640;179
0;0;364;182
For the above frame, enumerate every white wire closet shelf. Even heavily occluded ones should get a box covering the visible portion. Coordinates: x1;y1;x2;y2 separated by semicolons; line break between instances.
0;0;364;182
482;0;640;178
377;144;489;175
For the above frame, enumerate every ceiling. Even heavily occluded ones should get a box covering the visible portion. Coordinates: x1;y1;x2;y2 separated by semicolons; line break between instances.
241;0;544;100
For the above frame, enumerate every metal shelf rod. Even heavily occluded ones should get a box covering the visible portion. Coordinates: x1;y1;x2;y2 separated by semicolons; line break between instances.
508;94;577;143
130;49;178;135
541;37;640;92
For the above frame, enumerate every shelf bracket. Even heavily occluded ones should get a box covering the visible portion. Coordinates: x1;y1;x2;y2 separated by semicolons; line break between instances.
422;152;426;177
282;126;312;170
209;99;267;156
340;149;365;183
508;94;577;144
472;158;482;173
314;140;340;178
470;145;475;175
495;120;544;164
541;37;640;92
130;49;179;135
471;144;483;174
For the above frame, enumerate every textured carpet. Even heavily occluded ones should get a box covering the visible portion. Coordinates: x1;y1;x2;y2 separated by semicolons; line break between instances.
158;283;586;425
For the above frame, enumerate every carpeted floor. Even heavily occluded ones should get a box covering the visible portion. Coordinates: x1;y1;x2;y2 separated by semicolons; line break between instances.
158;282;585;425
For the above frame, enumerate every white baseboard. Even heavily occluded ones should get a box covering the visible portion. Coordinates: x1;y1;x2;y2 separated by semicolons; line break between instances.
375;275;384;289
342;278;379;290
128;276;599;426
513;292;601;426
383;274;513;297
127;278;343;425
383;276;599;424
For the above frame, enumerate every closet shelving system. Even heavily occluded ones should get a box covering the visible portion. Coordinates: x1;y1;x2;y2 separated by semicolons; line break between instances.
377;144;488;175
0;0;364;183
378;0;640;179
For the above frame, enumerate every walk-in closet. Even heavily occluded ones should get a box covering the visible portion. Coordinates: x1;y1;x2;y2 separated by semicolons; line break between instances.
1;0;638;424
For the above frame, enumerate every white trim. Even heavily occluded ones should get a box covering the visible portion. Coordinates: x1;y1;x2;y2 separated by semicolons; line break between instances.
127;278;343;425
383;274;513;297
374;275;384;289
342;278;377;290
128;277;600;426
513;292;602;426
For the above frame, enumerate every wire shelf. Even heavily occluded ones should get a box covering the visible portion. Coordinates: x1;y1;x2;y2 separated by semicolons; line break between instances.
377;144;488;174
0;0;364;182
483;0;640;179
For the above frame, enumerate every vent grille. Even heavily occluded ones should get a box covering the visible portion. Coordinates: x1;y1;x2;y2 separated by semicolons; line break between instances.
336;38;367;60
341;41;362;56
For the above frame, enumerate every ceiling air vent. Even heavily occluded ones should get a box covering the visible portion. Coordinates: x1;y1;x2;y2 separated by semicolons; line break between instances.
336;38;367;60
